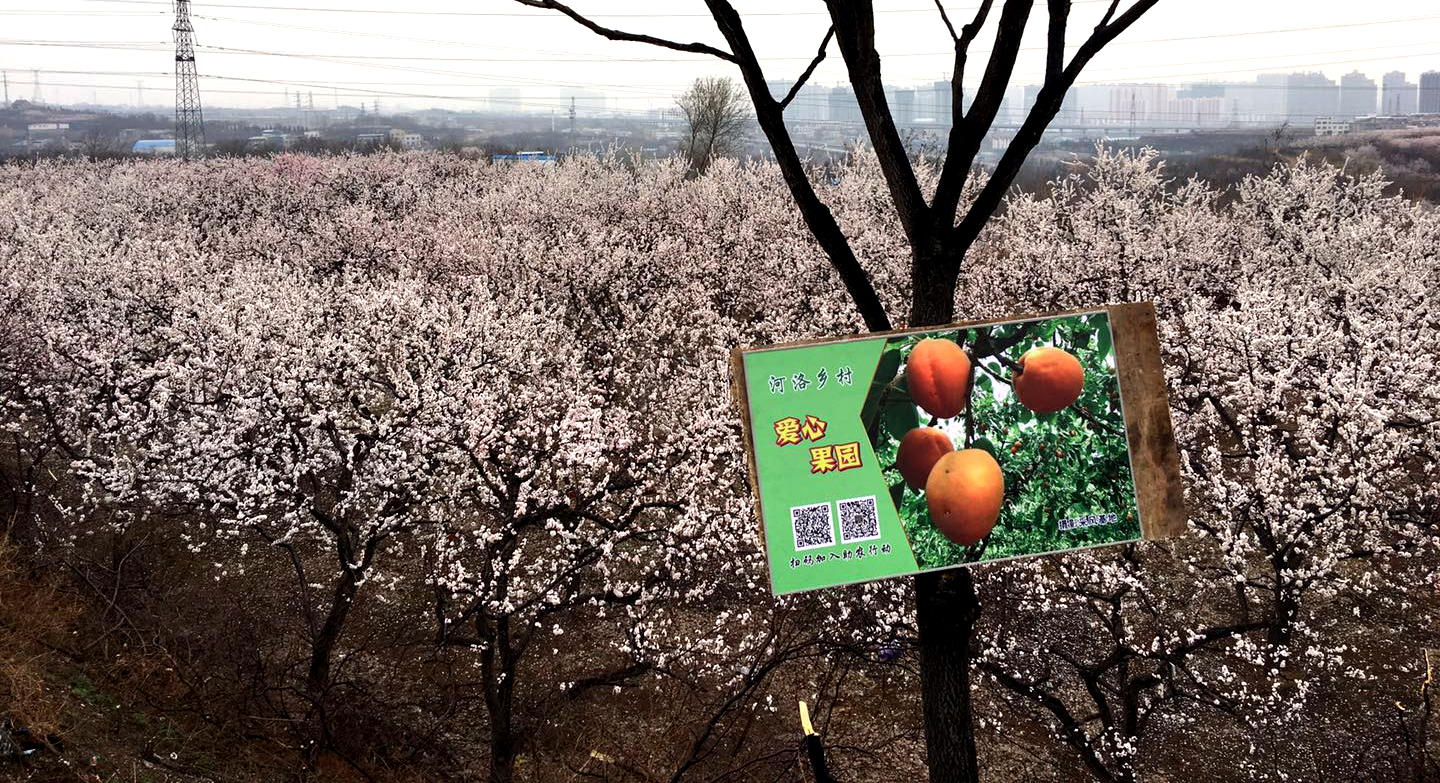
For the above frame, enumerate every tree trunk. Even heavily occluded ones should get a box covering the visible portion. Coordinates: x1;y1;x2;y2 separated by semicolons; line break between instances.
910;245;982;783
488;717;516;783
915;569;982;783
306;566;359;696
910;243;962;327
482;617;518;783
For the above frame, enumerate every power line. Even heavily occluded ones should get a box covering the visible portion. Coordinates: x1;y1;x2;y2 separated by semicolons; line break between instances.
75;0;1119;18
0;10;165;15
191;13;640;60
148;11;1440;64
174;37;1436;70
62;2;1440;47
8;35;1438;95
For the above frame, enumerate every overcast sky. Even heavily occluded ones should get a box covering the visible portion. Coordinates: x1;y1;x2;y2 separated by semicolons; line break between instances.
4;1;1439;113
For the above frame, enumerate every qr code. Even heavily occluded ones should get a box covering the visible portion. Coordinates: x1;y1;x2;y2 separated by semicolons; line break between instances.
837;495;881;544
791;502;835;551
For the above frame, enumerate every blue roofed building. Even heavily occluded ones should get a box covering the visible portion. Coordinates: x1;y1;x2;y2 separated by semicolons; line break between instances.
131;139;177;155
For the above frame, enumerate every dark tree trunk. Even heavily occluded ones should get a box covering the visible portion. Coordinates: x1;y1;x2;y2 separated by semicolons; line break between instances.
306;564;359;696
915;569;982;783
910;244;961;327
911;261;982;783
482;617;518;783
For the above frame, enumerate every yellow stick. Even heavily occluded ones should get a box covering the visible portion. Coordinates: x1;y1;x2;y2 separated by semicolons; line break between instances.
799;700;815;736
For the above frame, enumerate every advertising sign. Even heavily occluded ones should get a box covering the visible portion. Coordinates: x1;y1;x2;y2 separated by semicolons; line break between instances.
731;303;1187;595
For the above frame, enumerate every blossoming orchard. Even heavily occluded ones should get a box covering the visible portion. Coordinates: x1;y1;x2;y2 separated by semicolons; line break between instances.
1;147;1437;780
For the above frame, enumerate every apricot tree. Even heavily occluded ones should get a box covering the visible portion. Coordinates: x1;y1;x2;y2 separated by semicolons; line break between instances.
508;3;1162;778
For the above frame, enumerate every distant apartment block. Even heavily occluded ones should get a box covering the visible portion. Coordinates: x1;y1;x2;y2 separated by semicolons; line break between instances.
1285;72;1337;122
1338;71;1376;117
828;85;861;124
1382;71;1418;115
1250;74;1290;123
894;88;916;124
927;80;953;122
1108;83;1174;124
1313;117;1352;136
1167;96;1228;127
1421;71;1440;114
768;79;828;122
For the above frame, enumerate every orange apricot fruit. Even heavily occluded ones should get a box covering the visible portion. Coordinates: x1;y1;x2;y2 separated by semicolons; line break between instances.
905;338;971;419
1013;346;1084;414
925;448;1005;546
896;427;955;491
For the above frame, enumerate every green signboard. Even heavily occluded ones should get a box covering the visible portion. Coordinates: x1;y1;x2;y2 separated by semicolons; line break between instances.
732;305;1187;596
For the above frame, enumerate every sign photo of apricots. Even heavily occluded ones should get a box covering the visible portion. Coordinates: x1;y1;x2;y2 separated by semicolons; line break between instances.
732;303;1187;595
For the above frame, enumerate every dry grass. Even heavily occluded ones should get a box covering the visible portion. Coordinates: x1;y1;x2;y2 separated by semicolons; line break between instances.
0;537;82;746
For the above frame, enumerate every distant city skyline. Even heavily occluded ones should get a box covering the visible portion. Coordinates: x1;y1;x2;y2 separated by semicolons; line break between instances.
4;1;1440;116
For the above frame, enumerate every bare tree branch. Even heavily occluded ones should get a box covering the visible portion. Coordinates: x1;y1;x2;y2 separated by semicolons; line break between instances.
930;0;1029;229
780;26;835;110
1045;0;1069;84
511;0;737;62
933;0;960;41
824;1;928;245
947;0;1160;259
512;0;893;331
1096;0;1122;29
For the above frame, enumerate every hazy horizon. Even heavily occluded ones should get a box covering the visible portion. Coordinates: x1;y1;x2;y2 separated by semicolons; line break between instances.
3;0;1439;114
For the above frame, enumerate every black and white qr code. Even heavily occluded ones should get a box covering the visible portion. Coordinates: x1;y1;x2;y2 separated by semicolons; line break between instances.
837;495;881;544
791;502;835;551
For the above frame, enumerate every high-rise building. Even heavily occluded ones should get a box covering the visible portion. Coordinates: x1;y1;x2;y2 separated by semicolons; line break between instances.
895;88;915;124
921;80;954;124
1421;71;1440;113
796;83;827;122
1108;83;1173;124
1177;82;1244;124
768;79;827;127
1338;71;1376;117
1381;72;1418;115
1248;73;1290;123
1177;82;1229;100
1285;72;1337;122
828;85;861;124
1023;84;1042;117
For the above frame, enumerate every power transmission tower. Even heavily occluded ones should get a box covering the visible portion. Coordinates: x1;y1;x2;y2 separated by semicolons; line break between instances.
569;96;576;134
172;0;206;160
2;71;8;105
32;69;41;103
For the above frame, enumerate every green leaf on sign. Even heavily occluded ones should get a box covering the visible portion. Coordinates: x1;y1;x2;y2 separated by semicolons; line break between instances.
875;348;903;386
861;348;904;430
883;398;920;442
1096;326;1113;362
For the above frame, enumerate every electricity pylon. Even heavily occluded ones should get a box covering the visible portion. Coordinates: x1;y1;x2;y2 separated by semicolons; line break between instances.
173;0;206;160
